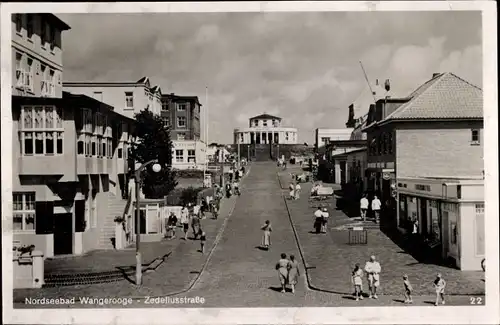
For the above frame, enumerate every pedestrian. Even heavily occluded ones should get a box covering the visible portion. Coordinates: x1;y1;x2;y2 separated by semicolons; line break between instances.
166;212;178;239
180;205;190;240
364;255;381;299
211;200;219;219
313;207;323;234
294;183;301;200
372;195;382;223
287;254;300;294
283;161;287;170
225;183;232;198
289;182;295;200
433;273;446;306
351;263;364;301
360;194;369;221
233;180;241;196
193;202;201;219
321;207;329;233
199;229;206;254
229;168;234;183
191;212;201;240
276;253;289;293
403;274;413;304
261;220;272;250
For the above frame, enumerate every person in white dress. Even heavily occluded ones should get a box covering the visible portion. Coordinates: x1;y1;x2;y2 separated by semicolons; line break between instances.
294;183;302;200
371;196;382;224
364;255;381;298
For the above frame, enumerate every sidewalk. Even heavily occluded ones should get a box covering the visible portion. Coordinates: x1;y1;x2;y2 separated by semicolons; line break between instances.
278;168;485;296
13;167;249;303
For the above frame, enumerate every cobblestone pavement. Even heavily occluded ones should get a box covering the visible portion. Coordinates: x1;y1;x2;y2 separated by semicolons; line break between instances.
13;168;248;305
278;167;485;297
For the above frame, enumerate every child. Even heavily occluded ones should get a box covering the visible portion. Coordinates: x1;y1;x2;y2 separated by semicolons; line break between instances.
200;229;206;254
403;274;413;304
351;263;364;301
433;273;446;306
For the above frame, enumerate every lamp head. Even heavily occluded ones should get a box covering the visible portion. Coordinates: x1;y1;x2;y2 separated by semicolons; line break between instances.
152;163;161;173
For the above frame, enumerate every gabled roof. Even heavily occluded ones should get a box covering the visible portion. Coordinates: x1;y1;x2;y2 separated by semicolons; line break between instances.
137;77;151;88
152;85;162;94
250;113;282;120
385;72;483;121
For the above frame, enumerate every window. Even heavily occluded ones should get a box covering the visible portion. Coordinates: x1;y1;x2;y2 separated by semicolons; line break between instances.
450;219;457;245
253;120;259;127
263;120;268;127
15;14;23;34
26;14;34;40
321;137;330;145
15;53;23;88
125;92;134;109
188;149;196;163
471;129;480;144
41;20;49;48
177;132;186;141
20;106;63;156
475;203;485;214
164;117;170;126
388;132;393;154
175;149;184;163
117;148;123;159
93;92;103;102
24;58;33;91
49;25;56;51
161;100;168;111
13;192;35;232
177;103;187;111
77;108;93;156
177;116;186;128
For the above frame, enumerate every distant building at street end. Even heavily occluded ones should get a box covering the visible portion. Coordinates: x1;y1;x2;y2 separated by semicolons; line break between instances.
63;77;163;118
234;113;298;145
315;128;354;150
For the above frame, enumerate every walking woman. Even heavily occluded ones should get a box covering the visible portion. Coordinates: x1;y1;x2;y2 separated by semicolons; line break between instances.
276;253;289;293
351;263;364;301
261;220;273;250
289;182;295;200
287;254;300;294
180;205;190;240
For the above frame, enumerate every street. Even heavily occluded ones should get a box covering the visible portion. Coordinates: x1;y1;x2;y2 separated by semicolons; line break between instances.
13;162;484;308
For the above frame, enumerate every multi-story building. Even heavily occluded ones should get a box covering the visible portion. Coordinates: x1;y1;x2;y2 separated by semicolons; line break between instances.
160;93;202;141
11;14;137;258
362;72;483;230
234;113;298;145
315;128;354;149
160;93;207;170
63;77;163;118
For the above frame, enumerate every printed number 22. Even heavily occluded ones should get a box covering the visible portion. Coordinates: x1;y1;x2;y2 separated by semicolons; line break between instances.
470;297;483;305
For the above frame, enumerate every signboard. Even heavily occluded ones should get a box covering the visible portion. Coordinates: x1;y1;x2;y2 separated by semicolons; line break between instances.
382;172;391;180
352;226;364;231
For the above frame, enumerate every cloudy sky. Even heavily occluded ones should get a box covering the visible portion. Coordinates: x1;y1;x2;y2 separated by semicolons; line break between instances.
58;11;482;144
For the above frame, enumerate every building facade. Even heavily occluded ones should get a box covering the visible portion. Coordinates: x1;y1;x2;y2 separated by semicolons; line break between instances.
63;77;163;119
396;177;484;270
315;128;354;149
160;93;202;141
362;72;483;229
234;114;298;145
11;14;138;258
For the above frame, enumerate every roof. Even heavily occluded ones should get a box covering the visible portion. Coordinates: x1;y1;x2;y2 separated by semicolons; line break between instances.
250;113;282;120
162;93;202;106
385;72;483;121
63;76;157;89
47;14;71;31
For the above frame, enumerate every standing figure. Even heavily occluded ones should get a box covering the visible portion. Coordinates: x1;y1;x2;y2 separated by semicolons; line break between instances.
433;273;446;306
287;254;300;294
403;274;413;304
313;207;323;234
166;212;178;239
276;253;289;293
225;183;232;198
199;229;206;254
321;207;329;233
261;220;273;250
294;183;302;200
289;182;295;200
180;205;190;240
364;255;382;299
233;180;241;196
351;263;364;301
360;195;369;221
191;212;201;240
371;195;382;223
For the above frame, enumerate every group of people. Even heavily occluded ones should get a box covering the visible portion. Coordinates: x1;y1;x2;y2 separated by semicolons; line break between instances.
165;203;208;253
276;253;301;293
351;255;447;305
288;182;302;200
313;206;329;233
277;159;287;169
359;194;382;223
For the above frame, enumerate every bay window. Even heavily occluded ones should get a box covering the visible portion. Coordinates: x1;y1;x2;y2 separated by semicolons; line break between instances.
20;106;63;155
77;108;93;156
13;192;36;232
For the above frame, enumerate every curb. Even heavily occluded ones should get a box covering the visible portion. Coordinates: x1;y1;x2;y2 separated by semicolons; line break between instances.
277;171;484;297
129;164;252;298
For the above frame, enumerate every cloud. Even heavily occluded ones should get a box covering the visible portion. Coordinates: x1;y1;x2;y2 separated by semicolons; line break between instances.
57;11;482;144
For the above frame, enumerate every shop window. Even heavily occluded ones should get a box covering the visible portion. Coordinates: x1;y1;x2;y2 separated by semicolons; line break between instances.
13;192;36;232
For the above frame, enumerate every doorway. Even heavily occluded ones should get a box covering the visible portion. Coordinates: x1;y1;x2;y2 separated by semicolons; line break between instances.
53;213;73;255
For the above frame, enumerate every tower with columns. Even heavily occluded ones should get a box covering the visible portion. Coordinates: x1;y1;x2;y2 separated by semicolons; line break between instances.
233;113;298;145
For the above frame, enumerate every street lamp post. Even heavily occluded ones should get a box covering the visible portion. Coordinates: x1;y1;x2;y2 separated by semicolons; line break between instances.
135;159;162;286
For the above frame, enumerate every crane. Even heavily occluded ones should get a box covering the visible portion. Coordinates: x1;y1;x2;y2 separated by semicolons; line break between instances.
359;61;377;102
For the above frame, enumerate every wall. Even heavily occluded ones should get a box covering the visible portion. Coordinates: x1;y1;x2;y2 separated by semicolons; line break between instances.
315;128;353;148
63;85;149;120
459;202;484;271
13;234;53;258
396;121;484;178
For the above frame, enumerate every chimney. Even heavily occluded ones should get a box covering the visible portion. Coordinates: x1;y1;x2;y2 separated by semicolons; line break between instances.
345;104;356;128
432;73;441;78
